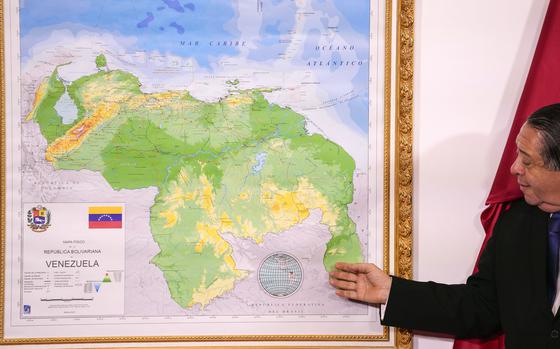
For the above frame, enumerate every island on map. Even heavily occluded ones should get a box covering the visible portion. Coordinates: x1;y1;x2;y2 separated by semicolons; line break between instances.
25;58;363;309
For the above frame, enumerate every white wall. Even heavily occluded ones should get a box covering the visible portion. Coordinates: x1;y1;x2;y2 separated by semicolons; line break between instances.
413;0;549;348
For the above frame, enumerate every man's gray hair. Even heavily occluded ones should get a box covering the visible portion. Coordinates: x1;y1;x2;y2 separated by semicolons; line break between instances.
526;103;560;171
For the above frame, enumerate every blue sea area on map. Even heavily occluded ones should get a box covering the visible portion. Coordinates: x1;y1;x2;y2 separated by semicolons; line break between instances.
301;30;321;61
312;0;370;36
348;64;369;133
19;0;239;68
330;52;342;72
332;0;370;36
247;0;297;62
169;22;185;34
264;20;283;36
348;96;369;134
163;0;185;13
19;0;371;135
137;12;155;29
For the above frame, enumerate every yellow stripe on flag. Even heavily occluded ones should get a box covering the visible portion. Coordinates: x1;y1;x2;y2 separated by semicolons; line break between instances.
88;206;123;214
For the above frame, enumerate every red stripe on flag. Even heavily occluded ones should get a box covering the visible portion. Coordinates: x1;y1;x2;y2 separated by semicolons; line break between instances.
89;221;122;229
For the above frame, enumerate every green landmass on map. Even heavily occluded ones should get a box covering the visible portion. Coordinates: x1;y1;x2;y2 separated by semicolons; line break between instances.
26;60;362;309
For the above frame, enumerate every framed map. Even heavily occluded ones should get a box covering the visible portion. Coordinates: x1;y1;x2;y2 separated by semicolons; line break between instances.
1;0;414;348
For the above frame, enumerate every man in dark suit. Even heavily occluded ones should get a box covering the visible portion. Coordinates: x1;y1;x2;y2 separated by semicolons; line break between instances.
329;104;560;349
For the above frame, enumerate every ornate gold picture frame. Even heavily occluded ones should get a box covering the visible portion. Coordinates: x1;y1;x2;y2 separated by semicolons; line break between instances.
0;0;413;347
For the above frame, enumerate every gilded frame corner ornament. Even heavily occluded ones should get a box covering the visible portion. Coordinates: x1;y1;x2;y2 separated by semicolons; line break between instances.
0;0;414;347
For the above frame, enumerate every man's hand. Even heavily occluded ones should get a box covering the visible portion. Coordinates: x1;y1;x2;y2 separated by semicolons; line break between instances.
329;262;392;304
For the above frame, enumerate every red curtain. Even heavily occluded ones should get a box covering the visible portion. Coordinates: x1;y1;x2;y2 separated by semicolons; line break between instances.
454;0;560;348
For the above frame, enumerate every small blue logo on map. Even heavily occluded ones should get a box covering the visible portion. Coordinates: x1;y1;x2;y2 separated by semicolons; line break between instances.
23;305;31;314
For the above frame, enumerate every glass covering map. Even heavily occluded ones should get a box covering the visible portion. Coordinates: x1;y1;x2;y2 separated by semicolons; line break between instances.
12;0;378;333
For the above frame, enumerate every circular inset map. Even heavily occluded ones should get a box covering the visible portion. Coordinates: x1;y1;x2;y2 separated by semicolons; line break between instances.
258;252;303;298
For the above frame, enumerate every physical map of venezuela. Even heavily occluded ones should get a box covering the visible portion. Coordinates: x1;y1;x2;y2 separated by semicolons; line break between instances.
26;56;362;308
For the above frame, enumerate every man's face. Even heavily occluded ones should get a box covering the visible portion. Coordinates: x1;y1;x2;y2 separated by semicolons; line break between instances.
510;123;560;213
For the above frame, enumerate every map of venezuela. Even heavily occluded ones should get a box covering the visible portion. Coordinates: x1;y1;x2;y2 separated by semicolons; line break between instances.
26;56;363;309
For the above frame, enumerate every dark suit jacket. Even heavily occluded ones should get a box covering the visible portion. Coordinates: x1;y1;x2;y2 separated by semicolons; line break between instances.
382;199;560;348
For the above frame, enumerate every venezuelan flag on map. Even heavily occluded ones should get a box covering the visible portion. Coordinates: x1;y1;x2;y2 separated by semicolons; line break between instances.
88;206;123;229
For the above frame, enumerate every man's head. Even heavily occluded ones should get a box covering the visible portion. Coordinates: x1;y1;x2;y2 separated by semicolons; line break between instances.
510;103;560;213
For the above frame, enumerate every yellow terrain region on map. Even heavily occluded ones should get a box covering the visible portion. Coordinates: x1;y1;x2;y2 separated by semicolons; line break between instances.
190;272;247;309
25;79;49;122
45;103;120;161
